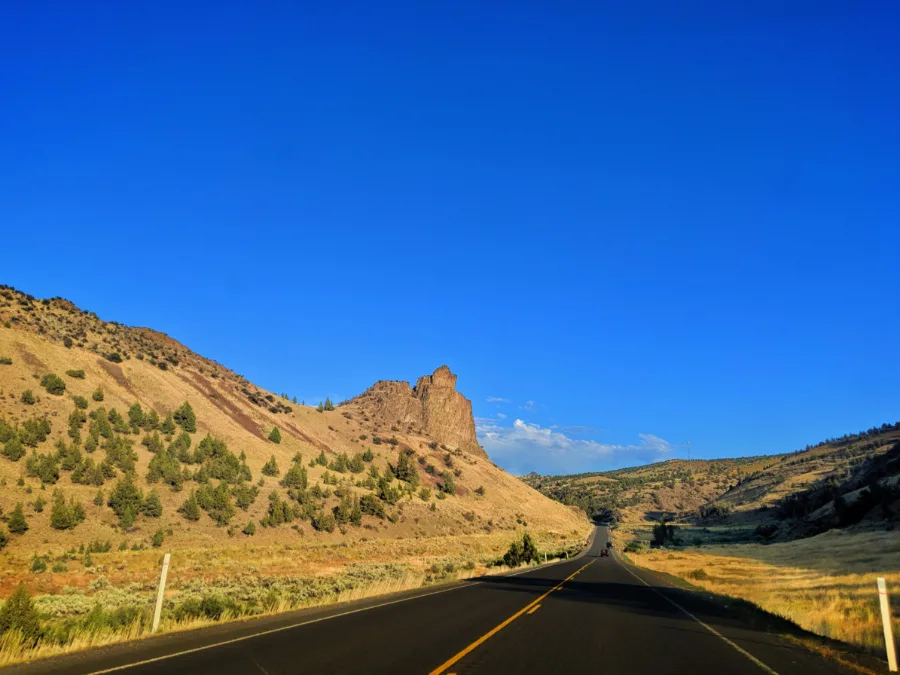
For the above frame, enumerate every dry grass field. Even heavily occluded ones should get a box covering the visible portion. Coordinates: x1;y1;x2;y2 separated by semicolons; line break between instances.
625;528;900;652
0;529;587;667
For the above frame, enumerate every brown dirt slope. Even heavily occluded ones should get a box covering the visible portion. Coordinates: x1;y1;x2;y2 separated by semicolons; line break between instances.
0;285;588;566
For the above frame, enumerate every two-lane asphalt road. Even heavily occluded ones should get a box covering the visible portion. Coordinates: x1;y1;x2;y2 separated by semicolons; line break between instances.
5;526;857;675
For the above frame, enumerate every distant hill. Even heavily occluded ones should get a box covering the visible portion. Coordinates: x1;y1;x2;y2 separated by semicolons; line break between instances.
0;285;586;557
522;423;900;541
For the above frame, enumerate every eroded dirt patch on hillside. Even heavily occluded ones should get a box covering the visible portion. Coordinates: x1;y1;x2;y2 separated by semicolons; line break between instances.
97;359;137;396
14;342;47;370
178;370;264;439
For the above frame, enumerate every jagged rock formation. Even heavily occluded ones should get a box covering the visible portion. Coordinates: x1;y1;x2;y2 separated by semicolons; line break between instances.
347;366;483;456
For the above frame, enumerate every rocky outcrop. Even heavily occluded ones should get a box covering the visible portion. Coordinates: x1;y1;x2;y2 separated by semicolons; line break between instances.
349;366;484;457
414;366;479;454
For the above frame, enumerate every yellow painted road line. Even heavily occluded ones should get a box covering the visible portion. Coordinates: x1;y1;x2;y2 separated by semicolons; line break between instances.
526;604;541;615
428;560;594;675
85;582;482;675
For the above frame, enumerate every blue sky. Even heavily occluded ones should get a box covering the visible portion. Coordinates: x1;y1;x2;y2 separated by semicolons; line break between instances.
3;1;898;475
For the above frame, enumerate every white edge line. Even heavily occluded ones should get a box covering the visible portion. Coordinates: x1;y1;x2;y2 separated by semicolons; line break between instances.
86;582;476;674
616;556;779;675
87;551;585;674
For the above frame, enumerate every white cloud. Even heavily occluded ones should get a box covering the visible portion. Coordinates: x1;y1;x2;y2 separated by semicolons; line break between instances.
520;400;535;411
637;433;672;452
486;397;511;403
496;412;507;419
476;418;673;475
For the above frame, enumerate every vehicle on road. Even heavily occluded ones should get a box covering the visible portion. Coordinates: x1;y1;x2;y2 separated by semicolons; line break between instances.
600;547;609;557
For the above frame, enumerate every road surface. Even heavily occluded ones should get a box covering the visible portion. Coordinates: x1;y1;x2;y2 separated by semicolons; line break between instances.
5;525;856;674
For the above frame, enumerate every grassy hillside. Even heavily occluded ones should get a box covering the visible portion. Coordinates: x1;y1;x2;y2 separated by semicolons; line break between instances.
0;285;589;665
525;421;900;656
524;423;900;541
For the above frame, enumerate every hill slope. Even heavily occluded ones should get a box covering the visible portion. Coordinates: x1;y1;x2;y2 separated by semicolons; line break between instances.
0;285;587;566
523;423;900;540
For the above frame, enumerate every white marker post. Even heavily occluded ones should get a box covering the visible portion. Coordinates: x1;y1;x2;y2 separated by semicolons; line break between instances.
878;577;898;672
152;553;171;634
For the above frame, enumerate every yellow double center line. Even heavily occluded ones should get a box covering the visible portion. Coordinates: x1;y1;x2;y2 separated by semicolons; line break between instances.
428;560;594;675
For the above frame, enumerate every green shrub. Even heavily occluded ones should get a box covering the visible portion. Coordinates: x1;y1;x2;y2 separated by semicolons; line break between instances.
51;561;68;573
280;463;308;490
0;526;7;551
50;489;85;530
71;457;108;486
41;373;66;395
20;417;51;447
0;418;14;444
146;450;183;490
232;483;259;510
439;471;456;495
31;555;47;573
503;532;539;567
199;594;237;620
687;568;710;580
196;482;234;526
92;387;104;402
268;427;281;444
26;451;59;484
2;435;25;461
393;449;419;487
362;448;374;462
151;529;165;548
0;356;12;365
128;403;145;428
376;476;401;505
73;395;89;410
7;503;28;534
624;540;648;553
475;485;486;497
242;521;256;536
652;518;676;547
359;494;385;518
65;369;85;379
178;491;202;521
142;491;163;518
0;586;42;645
21;389;36;405
262;455;280;476
104;435;138;472
160;415;176;435
107;476;144;521
311;510;336;532
173;402;196;433
33;495;46;512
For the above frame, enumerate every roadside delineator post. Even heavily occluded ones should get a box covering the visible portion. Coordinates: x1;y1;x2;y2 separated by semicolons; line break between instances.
878;577;898;672
152;553;171;634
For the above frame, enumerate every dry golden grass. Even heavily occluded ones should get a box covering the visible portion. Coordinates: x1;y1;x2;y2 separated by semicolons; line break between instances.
626;528;900;651
0;530;587;667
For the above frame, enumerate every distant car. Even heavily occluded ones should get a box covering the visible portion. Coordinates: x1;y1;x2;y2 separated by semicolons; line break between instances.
600;548;609;557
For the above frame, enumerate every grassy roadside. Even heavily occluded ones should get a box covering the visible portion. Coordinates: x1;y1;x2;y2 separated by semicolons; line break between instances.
614;527;900;654
0;530;588;667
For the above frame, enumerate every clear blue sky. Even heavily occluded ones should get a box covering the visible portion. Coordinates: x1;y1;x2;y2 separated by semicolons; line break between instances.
3;1;898;475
